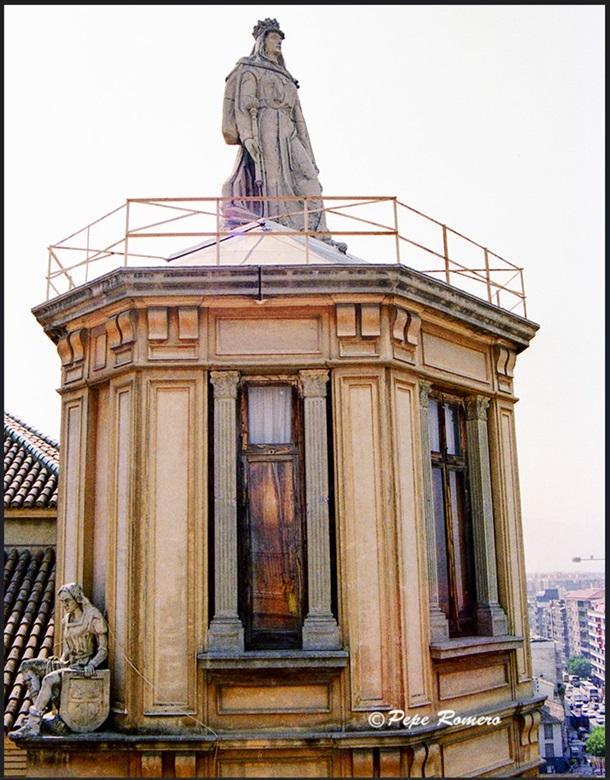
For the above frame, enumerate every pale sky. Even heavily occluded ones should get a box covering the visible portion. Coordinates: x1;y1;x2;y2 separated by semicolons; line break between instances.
4;6;604;573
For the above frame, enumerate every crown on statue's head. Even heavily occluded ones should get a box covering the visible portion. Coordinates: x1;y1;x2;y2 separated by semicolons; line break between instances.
252;18;285;40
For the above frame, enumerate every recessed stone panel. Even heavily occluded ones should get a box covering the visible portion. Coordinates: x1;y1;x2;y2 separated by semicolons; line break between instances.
443;728;512;776
216;317;321;355
218;683;330;714
219;757;331;778
438;662;508;700
422;332;488;382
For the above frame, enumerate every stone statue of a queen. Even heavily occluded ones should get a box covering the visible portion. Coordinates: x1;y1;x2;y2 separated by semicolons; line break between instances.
222;18;336;244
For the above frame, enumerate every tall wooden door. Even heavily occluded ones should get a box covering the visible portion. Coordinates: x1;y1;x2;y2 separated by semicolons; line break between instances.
238;383;306;649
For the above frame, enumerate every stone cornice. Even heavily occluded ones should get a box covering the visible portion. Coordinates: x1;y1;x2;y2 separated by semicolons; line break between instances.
32;265;539;352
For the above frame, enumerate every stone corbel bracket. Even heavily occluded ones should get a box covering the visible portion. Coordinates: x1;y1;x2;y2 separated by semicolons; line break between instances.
335;302;381;358
391;305;421;364
409;741;442;778
518;710;541;747
494;344;516;394
58;328;89;384
147;306;200;361
107;310;136;367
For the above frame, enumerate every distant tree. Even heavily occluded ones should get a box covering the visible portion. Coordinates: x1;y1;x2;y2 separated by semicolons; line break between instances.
556;683;566;701
585;727;605;757
567;656;592;678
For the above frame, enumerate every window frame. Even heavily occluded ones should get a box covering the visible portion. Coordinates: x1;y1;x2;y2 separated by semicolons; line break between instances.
237;377;308;650
428;390;478;638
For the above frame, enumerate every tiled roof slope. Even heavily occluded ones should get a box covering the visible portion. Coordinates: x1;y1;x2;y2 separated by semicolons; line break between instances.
4;413;59;510
564;588;605;601
4;547;56;732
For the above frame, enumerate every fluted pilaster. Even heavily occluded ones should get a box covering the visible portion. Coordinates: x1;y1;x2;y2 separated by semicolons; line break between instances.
465;395;508;635
207;370;244;651
300;369;341;650
419;382;450;641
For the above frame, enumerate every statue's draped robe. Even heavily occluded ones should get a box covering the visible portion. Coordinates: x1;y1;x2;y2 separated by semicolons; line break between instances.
222;56;329;234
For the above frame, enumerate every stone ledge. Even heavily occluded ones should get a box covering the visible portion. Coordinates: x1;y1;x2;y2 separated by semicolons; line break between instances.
197;649;349;670
430;634;524;660
32;265;539;352
9;695;546;748
430;635;523;661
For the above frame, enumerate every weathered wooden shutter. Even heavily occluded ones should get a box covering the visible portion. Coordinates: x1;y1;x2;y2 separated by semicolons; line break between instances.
239;384;305;649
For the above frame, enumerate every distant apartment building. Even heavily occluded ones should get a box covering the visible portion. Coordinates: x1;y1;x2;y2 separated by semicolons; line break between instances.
538;705;567;774
587;600;605;687
528;574;605;594
565;588;605;660
534;590;570;668
530;637;561;690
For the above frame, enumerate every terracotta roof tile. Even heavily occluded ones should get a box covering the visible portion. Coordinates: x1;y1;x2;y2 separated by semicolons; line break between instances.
4;413;59;510
3;547;56;732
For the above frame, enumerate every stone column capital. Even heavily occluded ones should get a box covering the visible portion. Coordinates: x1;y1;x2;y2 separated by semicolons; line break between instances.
210;371;240;399
418;381;433;408
299;369;329;398
466;395;490;421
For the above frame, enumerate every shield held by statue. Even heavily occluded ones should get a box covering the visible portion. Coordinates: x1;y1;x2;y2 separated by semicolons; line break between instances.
59;669;110;733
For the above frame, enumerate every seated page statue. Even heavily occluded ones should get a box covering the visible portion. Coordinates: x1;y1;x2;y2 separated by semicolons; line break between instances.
10;582;109;738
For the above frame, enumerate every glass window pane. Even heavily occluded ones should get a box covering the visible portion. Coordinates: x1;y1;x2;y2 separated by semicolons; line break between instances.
432;467;449;618
444;403;461;456
248;386;292;444
428;399;441;452
448;470;475;625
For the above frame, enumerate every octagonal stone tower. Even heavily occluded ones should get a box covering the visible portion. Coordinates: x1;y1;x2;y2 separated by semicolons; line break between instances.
24;239;543;776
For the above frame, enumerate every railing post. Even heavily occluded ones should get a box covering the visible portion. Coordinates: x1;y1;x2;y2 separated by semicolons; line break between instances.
123;200;130;267
521;269;527;318
442;225;450;285
46;248;52;301
85;226;91;282
304;197;310;265
393;197;401;265
216;198;221;266
484;248;491;303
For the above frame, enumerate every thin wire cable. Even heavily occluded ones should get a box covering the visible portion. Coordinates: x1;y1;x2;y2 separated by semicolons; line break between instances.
106;623;219;739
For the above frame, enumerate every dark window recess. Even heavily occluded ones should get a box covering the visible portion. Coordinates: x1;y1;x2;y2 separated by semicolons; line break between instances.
238;383;306;650
429;394;477;637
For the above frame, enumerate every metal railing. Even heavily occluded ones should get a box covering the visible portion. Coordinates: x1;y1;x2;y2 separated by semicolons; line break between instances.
45;195;527;317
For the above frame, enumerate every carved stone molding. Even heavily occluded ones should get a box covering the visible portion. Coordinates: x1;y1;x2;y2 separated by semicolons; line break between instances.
147;308;169;341
494;344;516;393
178;307;199;341
57;335;73;367
116;310;136;345
409;742;441;778
391;305;420;364
418;380;432;408
465;395;490;422
299;369;329;398
335;302;380;357
68;329;88;363
107;310;136;367
392;306;421;346
410;745;427;777
518;710;541;746
59;328;88;383
210;371;239;400
425;743;442;778
147;306;200;360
